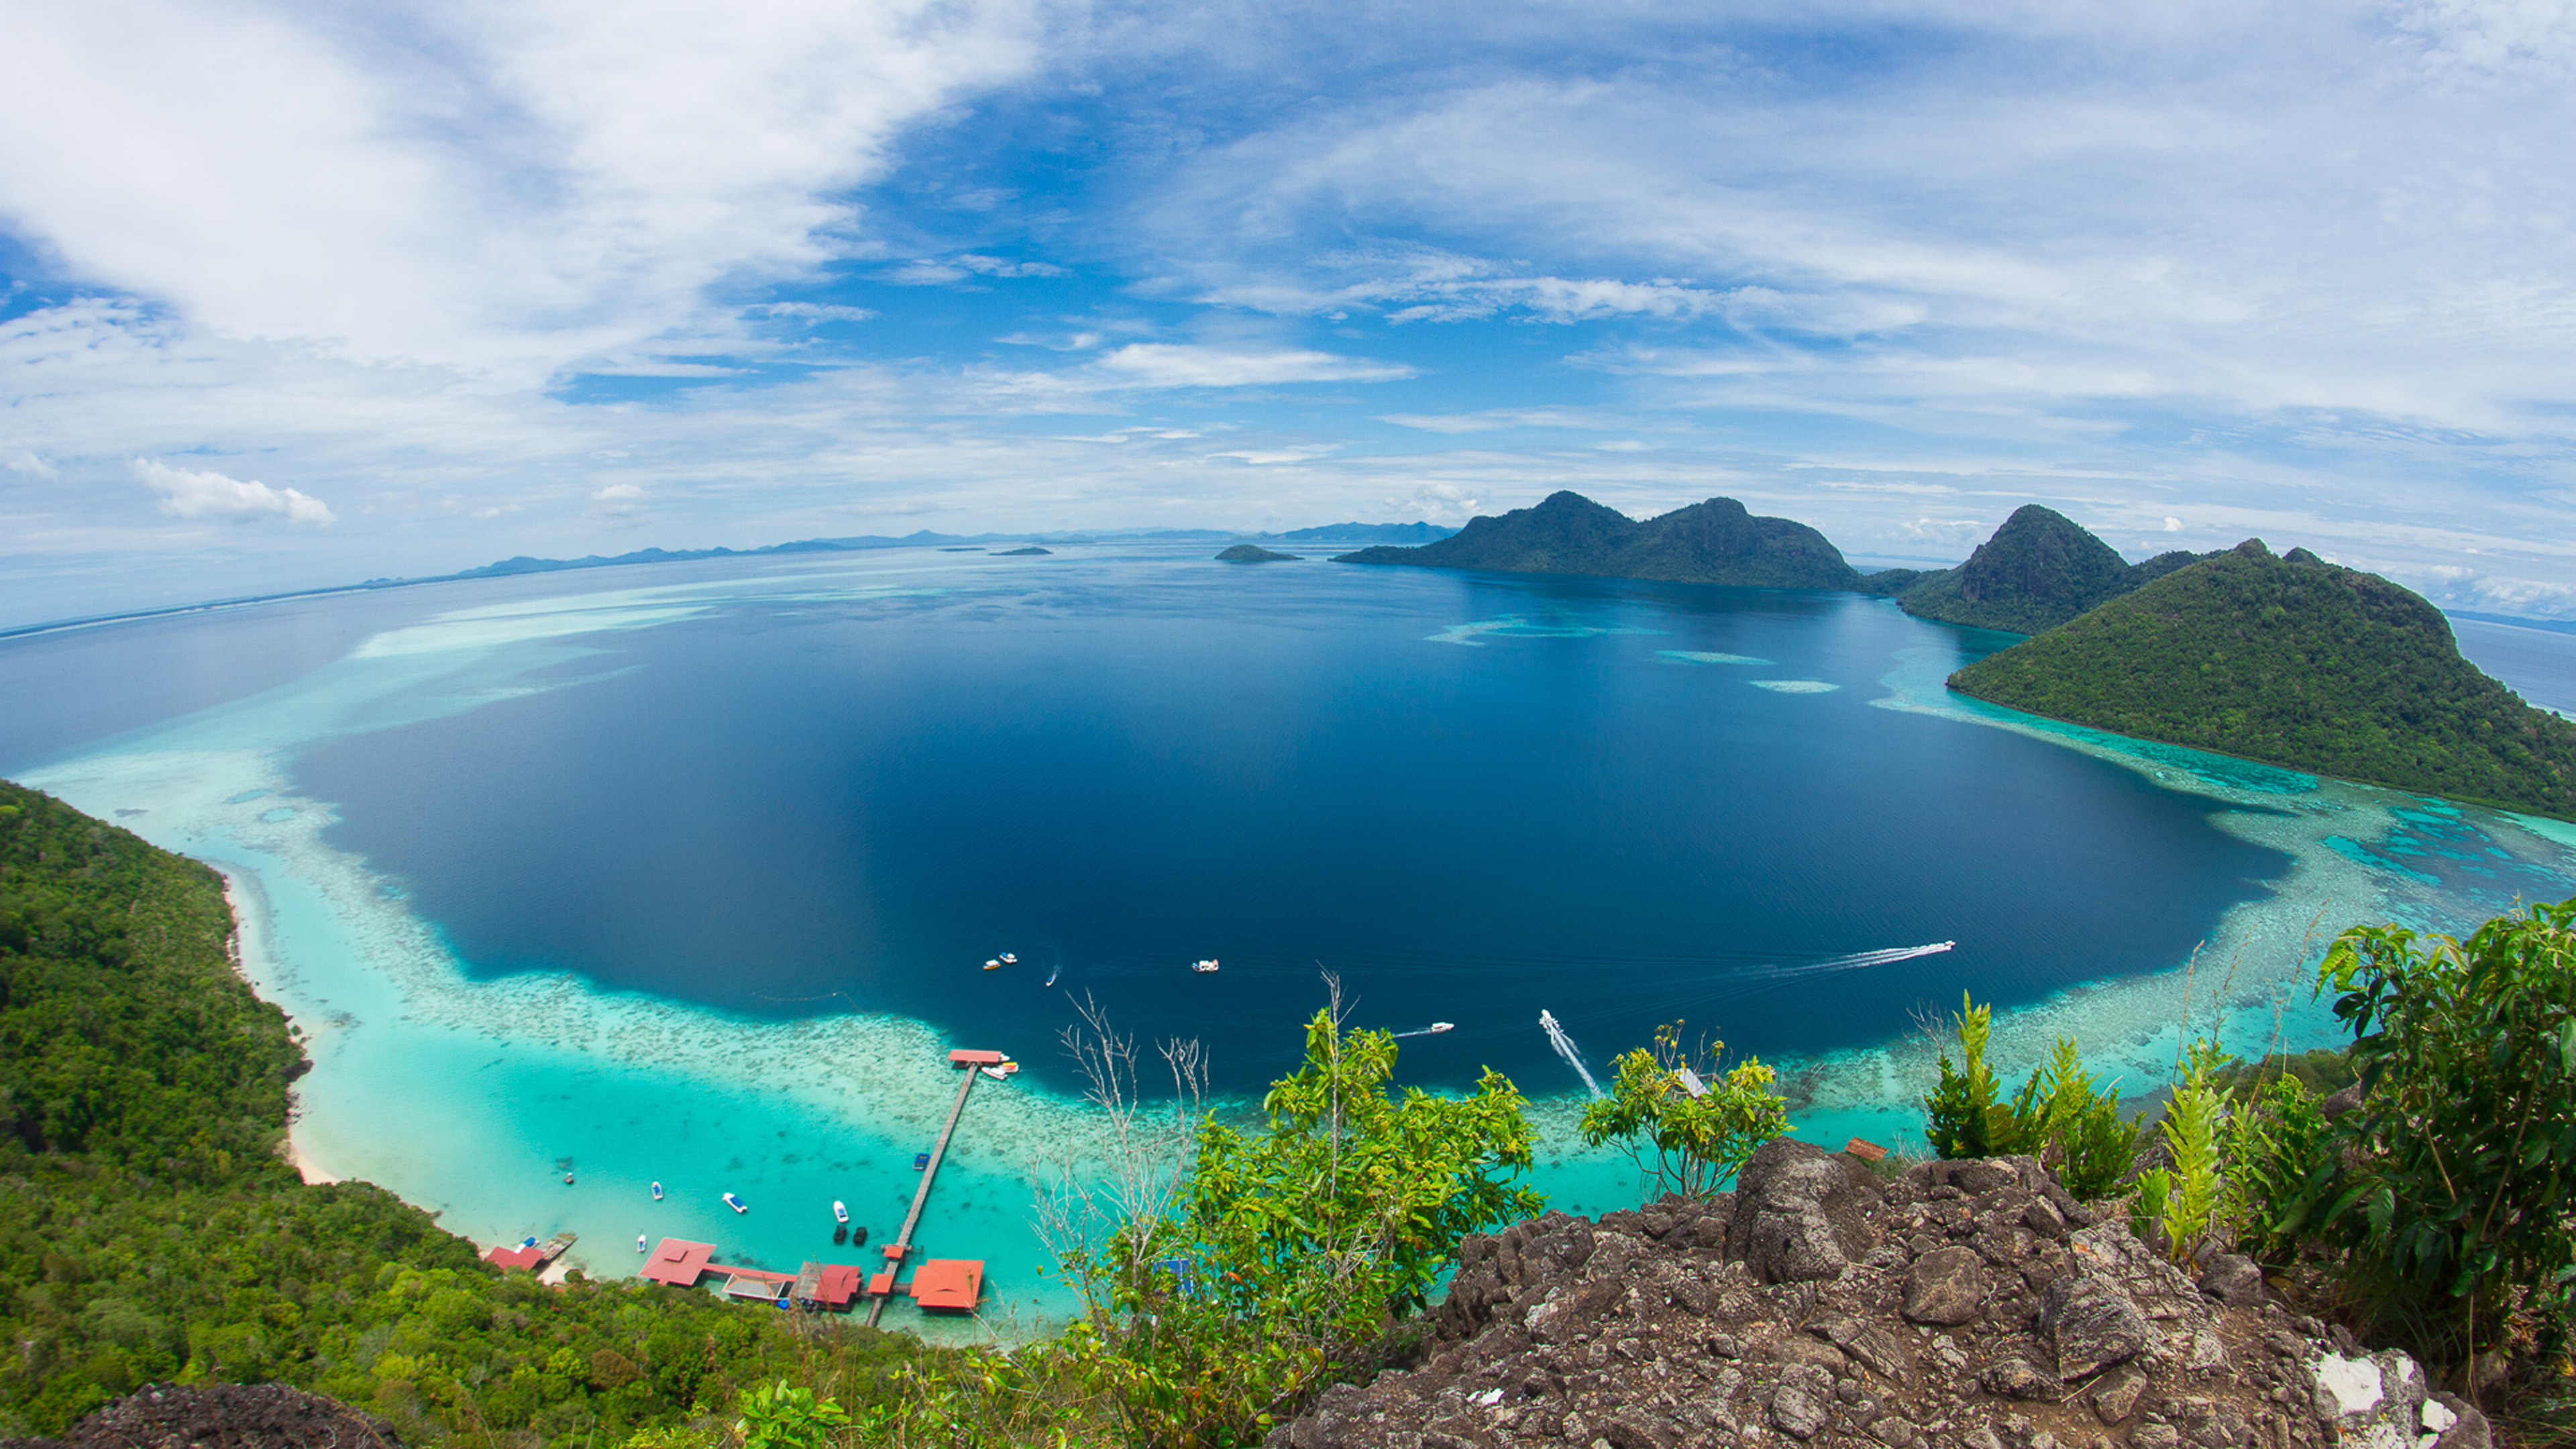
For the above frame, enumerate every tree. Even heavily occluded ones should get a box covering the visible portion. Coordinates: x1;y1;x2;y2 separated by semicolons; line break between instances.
2312;897;2576;1369
1576;1022;1788;1199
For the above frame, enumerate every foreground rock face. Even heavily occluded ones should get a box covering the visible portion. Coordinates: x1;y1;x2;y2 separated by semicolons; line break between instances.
1271;1139;2488;1449
4;1383;402;1449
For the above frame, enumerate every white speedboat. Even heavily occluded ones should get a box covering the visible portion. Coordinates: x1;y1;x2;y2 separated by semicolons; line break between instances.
1191;959;1220;973
833;1199;849;1224
1428;1022;1455;1033
637;1234;648;1253
983;958;1002;970
650;1181;663;1201
1000;953;1018;964
723;1192;747;1214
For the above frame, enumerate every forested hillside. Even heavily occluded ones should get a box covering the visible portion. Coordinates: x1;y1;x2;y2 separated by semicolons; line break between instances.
0;782;926;1442
1949;541;2576;819
1873;504;2210;635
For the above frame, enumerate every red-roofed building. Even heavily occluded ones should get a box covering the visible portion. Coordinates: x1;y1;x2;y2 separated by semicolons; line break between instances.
909;1258;983;1313
641;1238;716;1288
947;1049;1006;1067
482;1244;545;1273
804;1263;865;1309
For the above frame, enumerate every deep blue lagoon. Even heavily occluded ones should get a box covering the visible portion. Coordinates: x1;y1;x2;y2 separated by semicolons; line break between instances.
7;545;2571;1328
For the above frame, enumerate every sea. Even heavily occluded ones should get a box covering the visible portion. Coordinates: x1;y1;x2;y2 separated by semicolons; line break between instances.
6;545;2573;1336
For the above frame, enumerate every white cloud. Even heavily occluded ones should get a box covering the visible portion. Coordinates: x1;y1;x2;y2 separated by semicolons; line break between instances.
132;458;334;525
5;448;57;478
586;482;648;523
2164;515;2183;531
757;303;877;324
1087;343;1414;388
0;0;1044;377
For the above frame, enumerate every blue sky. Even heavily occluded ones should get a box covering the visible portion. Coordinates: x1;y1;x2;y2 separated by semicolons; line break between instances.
4;0;2575;625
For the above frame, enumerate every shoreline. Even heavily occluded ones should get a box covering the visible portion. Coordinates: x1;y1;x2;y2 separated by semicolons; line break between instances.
221;867;344;1188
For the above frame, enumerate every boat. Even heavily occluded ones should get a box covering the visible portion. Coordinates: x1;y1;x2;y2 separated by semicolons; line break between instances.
1000;952;1017;964
834;1199;849;1224
1042;964;1059;987
1190;959;1220;973
1427;1022;1454;1034
914;1151;930;1170
650;1181;663;1201
981;1060;1018;1082
563;1172;574;1185
637;1234;648;1253
723;1192;748;1213
533;1232;577;1266
983;958;1002;970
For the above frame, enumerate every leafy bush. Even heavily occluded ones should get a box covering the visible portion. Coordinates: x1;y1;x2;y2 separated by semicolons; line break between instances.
2310;898;2576;1364
2220;1073;2337;1263
2131;1053;2229;1265
1576;1022;1788;1199
1922;994;2136;1195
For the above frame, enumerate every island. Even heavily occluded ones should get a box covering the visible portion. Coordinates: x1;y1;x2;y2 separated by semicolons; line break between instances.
1949;539;2576;819
1334;491;1861;590
1216;543;1301;562
1867;504;2212;635
995;545;1053;556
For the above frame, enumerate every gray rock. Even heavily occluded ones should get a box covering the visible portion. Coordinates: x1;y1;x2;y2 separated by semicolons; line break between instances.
2037;1273;2151;1380
1603;1411;1677;1449
1728;1137;1884;1284
1769;1384;1830;1440
1946;1159;2021;1195
1810;1313;1913;1381
1982;1354;2064;1401
1869;1415;1919;1448
2131;1426;2181;1449
1902;1245;1991;1326
2021;1197;2068;1241
2309;1348;2429;1449
2319;1083;2363;1119
2088;1361;2149;1423
2426;1391;2491;1449
2197;1253;2264;1307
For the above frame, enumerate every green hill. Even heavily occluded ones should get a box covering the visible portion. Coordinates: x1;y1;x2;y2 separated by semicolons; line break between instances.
1882;504;2211;635
0;782;929;1441
1336;491;1861;589
1949;541;2576;819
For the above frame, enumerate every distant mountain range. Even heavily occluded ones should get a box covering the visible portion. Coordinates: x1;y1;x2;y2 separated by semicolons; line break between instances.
1335;491;1860;590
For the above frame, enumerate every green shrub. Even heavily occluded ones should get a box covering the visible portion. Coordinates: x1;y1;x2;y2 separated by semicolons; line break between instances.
2310;897;2576;1365
1923;994;2137;1196
1576;1022;1789;1199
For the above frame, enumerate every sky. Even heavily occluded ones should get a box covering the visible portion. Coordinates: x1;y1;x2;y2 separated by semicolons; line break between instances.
4;0;2576;627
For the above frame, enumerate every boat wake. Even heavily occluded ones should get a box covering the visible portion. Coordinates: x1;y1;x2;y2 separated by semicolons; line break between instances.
1538;1010;1603;1099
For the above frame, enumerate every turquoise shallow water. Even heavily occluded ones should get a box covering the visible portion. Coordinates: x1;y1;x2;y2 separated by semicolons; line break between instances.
7;546;2573;1338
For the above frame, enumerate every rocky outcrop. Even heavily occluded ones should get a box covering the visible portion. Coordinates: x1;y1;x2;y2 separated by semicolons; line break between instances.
1271;1148;2483;1449
6;1383;402;1448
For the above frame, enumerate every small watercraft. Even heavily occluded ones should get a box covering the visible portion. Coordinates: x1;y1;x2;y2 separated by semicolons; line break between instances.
651;1181;663;1201
833;1224;848;1245
983;958;1002;970
723;1192;747;1213
834;1199;849;1225
1190;959;1220;973
1000;952;1017;964
1427;1022;1455;1034
1042;964;1060;987
563;1173;575;1185
981;1061;1018;1082
637;1234;648;1253
851;1225;869;1247
914;1151;930;1170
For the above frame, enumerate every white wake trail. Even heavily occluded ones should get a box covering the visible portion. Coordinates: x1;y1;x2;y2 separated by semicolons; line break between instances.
1538;1009;1603;1099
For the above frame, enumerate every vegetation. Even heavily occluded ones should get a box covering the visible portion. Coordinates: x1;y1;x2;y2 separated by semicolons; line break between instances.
1335;490;1862;590
1576;1022;1790;1199
1214;544;1299;562
0;781;935;1442
1921;994;2137;1199
1949;539;2576;819
1885;504;2210;635
2128;1046;2231;1264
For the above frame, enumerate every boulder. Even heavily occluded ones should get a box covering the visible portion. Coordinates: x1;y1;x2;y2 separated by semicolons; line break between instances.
2036;1272;2151;1380
1727;1136;1883;1283
2308;1347;2430;1449
1902;1245;1990;1326
2198;1252;2265;1307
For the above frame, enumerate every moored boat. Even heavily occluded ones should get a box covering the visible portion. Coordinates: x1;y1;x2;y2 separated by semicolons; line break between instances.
651;1181;663;1200
1190;959;1219;973
723;1191;747;1213
834;1199;849;1224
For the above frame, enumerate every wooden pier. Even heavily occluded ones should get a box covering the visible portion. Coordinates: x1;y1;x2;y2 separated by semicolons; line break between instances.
866;1049;1002;1326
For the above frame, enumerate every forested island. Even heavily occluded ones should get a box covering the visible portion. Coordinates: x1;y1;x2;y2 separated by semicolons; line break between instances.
1334;492;1861;590
1949;539;2576;820
1865;504;2212;635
